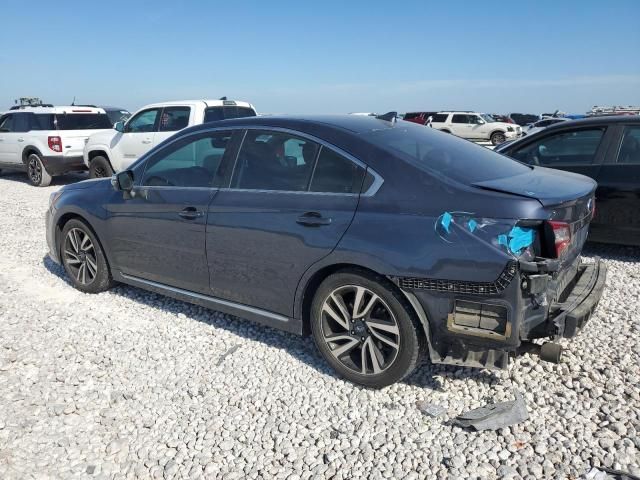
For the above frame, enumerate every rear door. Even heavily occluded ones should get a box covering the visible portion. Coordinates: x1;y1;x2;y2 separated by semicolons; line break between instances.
450;114;471;137
592;123;640;245
206;129;364;316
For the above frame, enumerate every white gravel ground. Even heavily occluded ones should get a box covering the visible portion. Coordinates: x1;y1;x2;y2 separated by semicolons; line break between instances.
0;171;638;480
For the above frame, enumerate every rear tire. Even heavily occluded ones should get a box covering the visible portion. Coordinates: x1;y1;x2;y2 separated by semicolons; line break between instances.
310;270;423;388
89;156;114;179
26;153;52;187
60;219;114;293
490;131;506;145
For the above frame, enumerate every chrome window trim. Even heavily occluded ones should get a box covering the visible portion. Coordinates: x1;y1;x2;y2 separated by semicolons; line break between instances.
134;124;384;196
120;272;290;323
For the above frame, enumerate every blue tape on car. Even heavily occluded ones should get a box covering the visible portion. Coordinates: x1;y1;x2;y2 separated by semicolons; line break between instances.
440;212;452;233
507;226;535;254
468;219;478;232
497;234;508;247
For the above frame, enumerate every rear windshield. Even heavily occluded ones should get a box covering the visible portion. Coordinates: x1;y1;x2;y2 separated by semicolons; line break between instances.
55;113;112;130
204;106;256;123
365;122;531;185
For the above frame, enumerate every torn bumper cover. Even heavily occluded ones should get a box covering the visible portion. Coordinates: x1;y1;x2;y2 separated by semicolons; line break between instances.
549;259;607;339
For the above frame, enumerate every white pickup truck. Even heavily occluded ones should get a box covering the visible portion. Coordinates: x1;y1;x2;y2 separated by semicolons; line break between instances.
83;99;257;177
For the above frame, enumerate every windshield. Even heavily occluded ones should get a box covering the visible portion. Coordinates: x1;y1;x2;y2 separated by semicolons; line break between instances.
55;113;112;130
481;114;495;123
105;110;131;125
365;122;531;185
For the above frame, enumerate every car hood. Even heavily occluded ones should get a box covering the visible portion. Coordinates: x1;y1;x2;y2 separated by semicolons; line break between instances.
472;167;596;207
61;177;111;192
86;129;118;146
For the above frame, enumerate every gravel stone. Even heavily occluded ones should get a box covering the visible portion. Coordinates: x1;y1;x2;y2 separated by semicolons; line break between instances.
0;174;638;479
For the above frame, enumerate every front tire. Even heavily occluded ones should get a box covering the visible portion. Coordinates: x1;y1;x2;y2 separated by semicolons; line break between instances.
60;219;114;293
490;131;506;145
27;153;52;187
310;271;423;388
89;155;114;179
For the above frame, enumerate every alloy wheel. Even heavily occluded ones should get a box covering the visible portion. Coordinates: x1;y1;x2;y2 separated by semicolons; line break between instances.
28;156;42;184
320;285;400;375
63;228;98;285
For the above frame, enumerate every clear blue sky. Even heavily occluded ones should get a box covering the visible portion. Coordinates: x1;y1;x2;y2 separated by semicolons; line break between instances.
1;0;638;114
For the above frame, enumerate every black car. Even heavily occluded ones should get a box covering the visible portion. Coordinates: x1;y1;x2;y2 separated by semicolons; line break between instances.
46;116;606;388
508;113;540;126
495;115;640;246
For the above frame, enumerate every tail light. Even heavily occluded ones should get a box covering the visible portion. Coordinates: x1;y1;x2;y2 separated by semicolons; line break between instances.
48;136;62;152
549;221;571;258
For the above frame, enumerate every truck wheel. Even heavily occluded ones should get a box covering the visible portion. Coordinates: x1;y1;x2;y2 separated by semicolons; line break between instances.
89;156;114;179
27;153;52;187
491;131;506;145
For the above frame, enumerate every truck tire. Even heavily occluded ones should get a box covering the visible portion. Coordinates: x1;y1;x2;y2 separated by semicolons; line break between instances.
89;156;114;179
490;131;506;145
26;153;52;187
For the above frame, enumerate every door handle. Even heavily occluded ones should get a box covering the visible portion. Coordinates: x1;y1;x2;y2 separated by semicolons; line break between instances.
142;139;152;144
178;207;203;220
18;138;24;142
296;212;332;226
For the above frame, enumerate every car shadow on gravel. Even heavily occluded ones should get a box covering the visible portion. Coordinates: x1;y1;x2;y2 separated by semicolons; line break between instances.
42;242;637;389
0;170;88;186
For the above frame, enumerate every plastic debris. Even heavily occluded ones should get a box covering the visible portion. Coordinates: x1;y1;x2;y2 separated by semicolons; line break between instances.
452;391;528;431
440;212;453;233
416;400;446;418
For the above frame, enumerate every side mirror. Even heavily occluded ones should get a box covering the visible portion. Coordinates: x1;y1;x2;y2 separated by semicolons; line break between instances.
111;170;134;192
114;121;125;133
476;118;485;125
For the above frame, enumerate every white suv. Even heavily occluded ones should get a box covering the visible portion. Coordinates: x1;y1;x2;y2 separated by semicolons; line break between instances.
83;99;257;177
431;111;522;145
0;106;113;186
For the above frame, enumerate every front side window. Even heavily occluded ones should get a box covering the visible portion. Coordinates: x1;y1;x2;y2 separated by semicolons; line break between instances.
0;115;14;132
126;109;161;133
617;126;640;164
142;131;234;187
231;130;319;191
511;128;605;166
310;147;364;193
13;113;30;132
452;114;469;124
159;107;190;132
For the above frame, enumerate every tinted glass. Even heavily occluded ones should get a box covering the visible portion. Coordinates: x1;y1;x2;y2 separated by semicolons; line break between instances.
0;115;14;132
142;131;233;187
231;130;318;191
365;122;531;184
511;128;605;166
203;106;256;123
13;113;30;132
30;114;55;130
432;114;449;123
510;114;539;126
105;109;131;125
159;107;190;132
617;126;640;164
452;114;469;124
127;109;160;133
404;113;419;120
55;114;112;130
310;147;364;193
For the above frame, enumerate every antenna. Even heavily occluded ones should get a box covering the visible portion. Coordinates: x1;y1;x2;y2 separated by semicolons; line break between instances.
71;96;76;106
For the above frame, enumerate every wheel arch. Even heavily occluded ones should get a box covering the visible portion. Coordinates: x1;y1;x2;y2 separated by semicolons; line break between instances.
87;149;113;168
55;212;113;273
21;146;44;164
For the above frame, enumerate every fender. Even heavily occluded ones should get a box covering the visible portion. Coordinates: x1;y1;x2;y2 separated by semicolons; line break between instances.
21;145;45;164
84;143;113;169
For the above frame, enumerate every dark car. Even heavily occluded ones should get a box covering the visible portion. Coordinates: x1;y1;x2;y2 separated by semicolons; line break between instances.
46;116;606;388
402;112;448;125
490;114;514;124
495;115;640;246
101;106;131;126
508;113;540;126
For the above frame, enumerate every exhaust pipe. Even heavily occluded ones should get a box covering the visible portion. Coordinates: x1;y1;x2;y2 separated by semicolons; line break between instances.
519;341;563;364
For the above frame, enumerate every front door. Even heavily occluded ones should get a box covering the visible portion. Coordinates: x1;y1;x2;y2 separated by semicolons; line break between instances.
112;108;161;171
206;129;364;316
0;114;20;164
105;129;237;293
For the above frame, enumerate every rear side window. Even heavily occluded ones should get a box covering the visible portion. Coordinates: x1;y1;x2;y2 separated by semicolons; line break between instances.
203;106;256;123
55;113;112;130
159;107;190;132
365;122;531;185
616;126;640;164
452;114;470;124
511;128;605;166
231;130;318;191
30;114;55;130
13;113;30;132
310;147;364;194
432;113;449;123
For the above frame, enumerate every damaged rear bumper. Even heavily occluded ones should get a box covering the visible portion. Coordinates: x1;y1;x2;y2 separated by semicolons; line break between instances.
549;259;607;338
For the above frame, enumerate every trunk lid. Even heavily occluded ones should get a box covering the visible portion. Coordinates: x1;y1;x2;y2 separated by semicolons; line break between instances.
59;129;112;157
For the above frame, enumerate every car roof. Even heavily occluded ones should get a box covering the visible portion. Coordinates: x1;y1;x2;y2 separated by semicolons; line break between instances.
541;115;639;130
5;106;106;114
142;99;254;109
